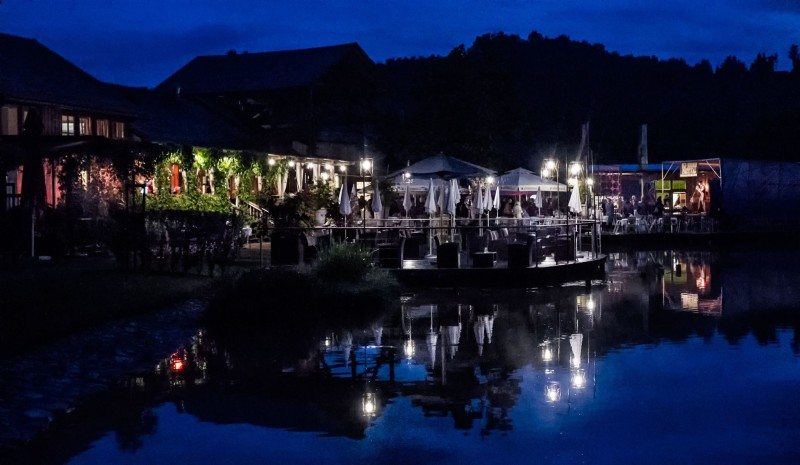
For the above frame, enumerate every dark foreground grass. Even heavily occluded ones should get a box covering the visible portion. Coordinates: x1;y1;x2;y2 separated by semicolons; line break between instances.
0;256;234;356
203;267;400;371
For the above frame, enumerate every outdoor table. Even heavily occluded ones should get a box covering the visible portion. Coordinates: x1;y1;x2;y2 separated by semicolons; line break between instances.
437;242;460;268
507;243;531;269
471;250;497;268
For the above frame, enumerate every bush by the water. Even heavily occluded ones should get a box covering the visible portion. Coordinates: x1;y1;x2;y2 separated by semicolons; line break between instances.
314;241;373;282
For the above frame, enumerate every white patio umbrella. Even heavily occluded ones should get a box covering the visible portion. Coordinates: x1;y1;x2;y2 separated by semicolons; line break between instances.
338;182;351;227
568;185;582;214
483;184;492;212
402;184;412;217
492;185;501;225
446;179;458;230
427;329;438;368
425;178;437;214
536;186;543;212
437;185;446;214
371;181;382;218
425;179;437;256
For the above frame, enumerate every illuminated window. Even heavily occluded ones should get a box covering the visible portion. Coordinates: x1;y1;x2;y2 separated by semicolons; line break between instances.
96;119;109;137
111;121;125;139
61;114;75;135
78;116;91;135
1;105;19;135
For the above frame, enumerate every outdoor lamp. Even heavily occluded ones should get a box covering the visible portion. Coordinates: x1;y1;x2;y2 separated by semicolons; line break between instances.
541;168;551;178
288;160;296;167
569;162;582;176
362;392;378;417
360;159;372;172
403;171;413;183
545;159;556;170
267;158;276;166
486;175;495;185
320;171;330;181
324;163;332;171
571;368;587;389
545;381;561;403
586;298;596;312
306;162;316;169
339;165;347;173
586;178;594;186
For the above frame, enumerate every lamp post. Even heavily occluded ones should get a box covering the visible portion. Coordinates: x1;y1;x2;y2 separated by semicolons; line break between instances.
542;158;559;211
359;157;373;231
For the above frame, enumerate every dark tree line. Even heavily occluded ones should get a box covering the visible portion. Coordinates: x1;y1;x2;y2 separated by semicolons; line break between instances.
373;31;800;170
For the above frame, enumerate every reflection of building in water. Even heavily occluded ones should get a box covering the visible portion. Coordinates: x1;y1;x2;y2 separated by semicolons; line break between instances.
661;251;722;316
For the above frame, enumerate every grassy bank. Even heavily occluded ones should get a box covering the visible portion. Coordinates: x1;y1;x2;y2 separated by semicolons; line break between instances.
0;249;263;357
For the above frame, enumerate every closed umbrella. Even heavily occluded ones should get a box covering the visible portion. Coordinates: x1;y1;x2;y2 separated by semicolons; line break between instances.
403;184;412;217
568;185;582;214
425;179;437;256
492;185;501;225
536;186;543;212
446;179;458;221
371;181;382;219
483;185;492;212
425;178;437;214
338;182;351;227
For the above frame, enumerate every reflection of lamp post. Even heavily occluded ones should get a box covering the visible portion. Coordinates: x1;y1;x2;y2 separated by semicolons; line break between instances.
545;381;561;403
571;368;587;389
362;391;378;418
541;342;553;363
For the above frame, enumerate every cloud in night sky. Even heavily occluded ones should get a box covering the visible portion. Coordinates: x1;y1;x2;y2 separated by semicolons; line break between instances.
1;0;798;86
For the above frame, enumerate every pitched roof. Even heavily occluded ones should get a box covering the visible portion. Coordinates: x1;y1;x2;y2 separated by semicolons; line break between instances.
156;43;372;95
110;84;266;150
0;33;132;115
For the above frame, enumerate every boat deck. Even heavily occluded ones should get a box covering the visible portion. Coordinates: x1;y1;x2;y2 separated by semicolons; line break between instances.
392;253;606;288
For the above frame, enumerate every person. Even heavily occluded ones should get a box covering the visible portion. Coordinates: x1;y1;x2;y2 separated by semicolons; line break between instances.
655;196;664;217
607;199;616;227
502;198;513;217
512;200;523;219
456;196;469;218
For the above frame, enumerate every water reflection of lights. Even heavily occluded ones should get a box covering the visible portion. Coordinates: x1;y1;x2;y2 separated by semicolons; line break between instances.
545;381;561;403
570;356;581;368
362;392;378;418
541;343;553;363
403;338;415;359
571;369;587;389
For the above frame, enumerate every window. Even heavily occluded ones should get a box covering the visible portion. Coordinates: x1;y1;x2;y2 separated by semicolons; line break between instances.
111;121;125;139
96;119;109;137
61;114;75;135
78;116;91;135
1;106;19;135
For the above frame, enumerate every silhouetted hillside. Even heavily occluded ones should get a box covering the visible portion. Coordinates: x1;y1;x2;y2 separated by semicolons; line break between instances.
375;31;800;170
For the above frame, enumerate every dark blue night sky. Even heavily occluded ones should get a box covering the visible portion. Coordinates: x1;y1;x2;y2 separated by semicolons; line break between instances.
2;0;799;87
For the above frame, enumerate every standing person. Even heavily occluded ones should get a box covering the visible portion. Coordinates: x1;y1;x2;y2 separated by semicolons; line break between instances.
655;196;664;217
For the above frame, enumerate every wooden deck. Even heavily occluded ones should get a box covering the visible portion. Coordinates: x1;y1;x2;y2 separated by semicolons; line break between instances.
391;253;606;288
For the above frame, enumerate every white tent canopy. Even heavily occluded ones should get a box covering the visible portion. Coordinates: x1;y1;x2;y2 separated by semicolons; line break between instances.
497;167;567;193
387;153;495;180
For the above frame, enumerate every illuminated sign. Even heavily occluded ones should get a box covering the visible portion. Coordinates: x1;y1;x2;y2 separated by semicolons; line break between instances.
680;162;697;177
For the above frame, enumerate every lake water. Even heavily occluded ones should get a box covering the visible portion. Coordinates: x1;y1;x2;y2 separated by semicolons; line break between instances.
8;251;800;464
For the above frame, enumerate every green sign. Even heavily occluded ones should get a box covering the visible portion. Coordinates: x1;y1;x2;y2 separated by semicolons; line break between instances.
655;180;671;190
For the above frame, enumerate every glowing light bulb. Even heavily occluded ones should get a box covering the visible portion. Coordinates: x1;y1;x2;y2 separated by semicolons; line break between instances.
267;158;276;166
339;165;347;173
324;163;332;171
320;172;330;181
360;159;372;171
288;160;295;167
546;160;556;170
570;163;581;176
586;298;596;312
486;176;495;184
586;177;594;186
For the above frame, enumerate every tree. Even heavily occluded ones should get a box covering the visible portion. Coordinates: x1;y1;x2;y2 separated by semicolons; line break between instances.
789;44;800;74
